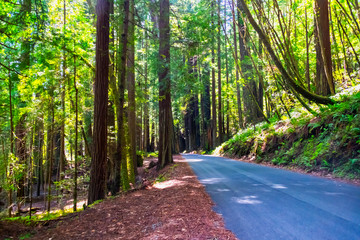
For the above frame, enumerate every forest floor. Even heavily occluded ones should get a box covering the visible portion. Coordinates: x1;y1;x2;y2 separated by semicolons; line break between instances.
0;155;237;240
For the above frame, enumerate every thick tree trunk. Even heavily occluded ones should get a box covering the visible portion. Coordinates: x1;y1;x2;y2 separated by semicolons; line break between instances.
118;0;130;191
157;0;173;169
314;0;335;96
238;0;258;124
88;0;110;205
127;0;137;177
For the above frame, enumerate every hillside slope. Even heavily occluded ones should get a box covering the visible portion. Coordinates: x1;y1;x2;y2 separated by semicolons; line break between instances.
217;92;360;180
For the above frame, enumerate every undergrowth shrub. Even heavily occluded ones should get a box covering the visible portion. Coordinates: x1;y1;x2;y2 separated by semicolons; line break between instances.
218;91;360;179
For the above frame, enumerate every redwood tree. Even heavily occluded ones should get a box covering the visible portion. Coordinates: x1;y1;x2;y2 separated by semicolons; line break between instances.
88;0;110;205
157;0;173;169
315;0;335;96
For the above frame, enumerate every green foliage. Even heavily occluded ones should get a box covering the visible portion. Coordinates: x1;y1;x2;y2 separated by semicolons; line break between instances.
218;91;360;180
18;233;33;239
88;199;104;208
154;174;166;183
3;206;82;226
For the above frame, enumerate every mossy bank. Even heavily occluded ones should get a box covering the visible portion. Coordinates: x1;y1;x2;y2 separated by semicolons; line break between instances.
216;92;360;180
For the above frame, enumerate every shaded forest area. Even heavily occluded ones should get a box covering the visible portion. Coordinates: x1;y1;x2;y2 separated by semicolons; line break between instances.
1;0;360;220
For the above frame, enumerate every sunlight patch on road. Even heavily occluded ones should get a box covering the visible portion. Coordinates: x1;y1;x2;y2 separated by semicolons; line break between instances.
216;188;230;192
324;191;344;196
232;196;262;205
271;184;287;189
185;158;204;162
153;180;186;189
200;178;225;184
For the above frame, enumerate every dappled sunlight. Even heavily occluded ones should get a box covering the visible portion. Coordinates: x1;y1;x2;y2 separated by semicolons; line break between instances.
182;175;196;179
185;158;204;162
200;178;225;184
216;188;230;192
271;184;287;189
153;180;186;189
232;196;262;205
63;200;87;211
324;192;344;196
33;199;87;216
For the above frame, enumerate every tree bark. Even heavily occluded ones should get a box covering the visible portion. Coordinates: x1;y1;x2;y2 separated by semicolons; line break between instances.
115;0;130;192
217;0;223;143
211;1;217;148
73;55;78;211
59;0;66;186
314;0;335;96
143;32;150;153
231;0;243;129
88;0;110;205
201;63;211;151
127;0;137;177
157;0;173;169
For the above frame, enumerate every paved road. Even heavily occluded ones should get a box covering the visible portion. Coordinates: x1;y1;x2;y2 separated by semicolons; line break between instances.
183;154;360;240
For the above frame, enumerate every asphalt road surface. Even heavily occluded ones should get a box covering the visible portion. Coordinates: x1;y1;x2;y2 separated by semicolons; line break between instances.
183;154;360;240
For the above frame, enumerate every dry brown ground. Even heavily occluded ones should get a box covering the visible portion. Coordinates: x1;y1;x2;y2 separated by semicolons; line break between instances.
1;155;237;240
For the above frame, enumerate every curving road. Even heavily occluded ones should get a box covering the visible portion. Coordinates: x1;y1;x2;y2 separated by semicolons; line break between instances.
183;154;360;240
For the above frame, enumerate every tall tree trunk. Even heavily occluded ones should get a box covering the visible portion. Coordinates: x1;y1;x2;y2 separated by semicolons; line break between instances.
231;0;243;129
47;101;55;213
15;0;31;213
28;127;34;219
211;1;217;148
107;0;118;196
314;0;335;96
143;32;150;153
158;0;173;169
73;56;78;211
8;76;14;217
34;115;44;197
305;0;310;91
201;62;211;151
217;0;223;143
88;0;110;205
238;0;258;124
127;0;137;178
224;0;229;137
15;114;27;213
59;0;66;187
117;0;130;191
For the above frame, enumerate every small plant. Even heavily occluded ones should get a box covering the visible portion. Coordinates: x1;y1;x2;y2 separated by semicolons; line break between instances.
19;233;32;240
154;174;166;183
